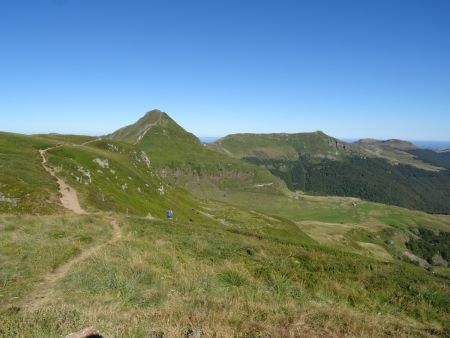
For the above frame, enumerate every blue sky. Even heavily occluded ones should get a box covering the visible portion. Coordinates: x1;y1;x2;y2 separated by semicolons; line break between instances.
1;0;449;140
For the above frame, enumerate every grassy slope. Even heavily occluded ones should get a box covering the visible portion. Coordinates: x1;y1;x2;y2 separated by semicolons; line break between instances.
0;132;62;214
210;131;351;160
45;139;217;222
355;139;441;171
259;156;450;213
107;110;163;144
192;188;450;264
1;211;449;337
34;134;97;145
213;133;440;170
0;214;113;308
109;110;284;195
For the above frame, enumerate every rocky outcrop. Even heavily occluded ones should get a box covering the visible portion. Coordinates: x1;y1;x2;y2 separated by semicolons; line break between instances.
432;254;448;267
404;251;430;267
94;158;109;169
0;192;18;206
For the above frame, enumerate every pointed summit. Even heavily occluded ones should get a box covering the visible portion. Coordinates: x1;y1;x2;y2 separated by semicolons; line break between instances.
107;109;165;144
107;109;210;166
108;109;198;146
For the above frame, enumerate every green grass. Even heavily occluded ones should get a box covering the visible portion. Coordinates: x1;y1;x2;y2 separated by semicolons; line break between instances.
1;214;449;337
0;132;61;214
45;140;195;218
0;214;112;307
210;131;353;160
34;134;96;145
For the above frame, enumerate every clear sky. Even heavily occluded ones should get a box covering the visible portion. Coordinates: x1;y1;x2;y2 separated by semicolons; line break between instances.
1;0;449;140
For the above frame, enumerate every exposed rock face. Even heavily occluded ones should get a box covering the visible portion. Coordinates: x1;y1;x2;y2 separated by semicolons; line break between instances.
140;151;151;167
94;158;109;169
106;143;119;152
404;251;431;267
77;166;92;183
326;136;348;152
432;254;448;267
0;192;18;206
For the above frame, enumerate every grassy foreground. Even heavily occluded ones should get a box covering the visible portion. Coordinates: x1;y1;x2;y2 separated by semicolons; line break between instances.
1;210;449;337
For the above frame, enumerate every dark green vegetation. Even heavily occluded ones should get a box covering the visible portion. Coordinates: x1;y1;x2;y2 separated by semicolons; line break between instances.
214;133;450;213
406;148;450;170
1;110;450;337
406;228;450;265
246;156;450;213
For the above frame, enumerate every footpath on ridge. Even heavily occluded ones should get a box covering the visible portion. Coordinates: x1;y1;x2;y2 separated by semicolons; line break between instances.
21;147;123;312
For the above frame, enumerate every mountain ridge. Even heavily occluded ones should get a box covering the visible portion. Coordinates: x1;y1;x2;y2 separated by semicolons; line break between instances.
210;130;358;161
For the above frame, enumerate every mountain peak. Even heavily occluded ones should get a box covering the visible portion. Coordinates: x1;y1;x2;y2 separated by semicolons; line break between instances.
139;109;165;123
107;109;172;144
144;108;162;116
107;109;200;148
142;109;168;120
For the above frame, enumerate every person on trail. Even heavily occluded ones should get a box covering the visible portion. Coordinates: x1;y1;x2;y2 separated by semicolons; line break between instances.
167;208;173;219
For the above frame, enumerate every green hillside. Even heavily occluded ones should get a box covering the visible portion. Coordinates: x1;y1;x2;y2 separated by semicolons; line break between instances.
246;156;450;214
406;148;450;170
212;133;442;170
211;133;450;213
108;110;284;196
0;132;62;214
1;111;450;337
1;198;450;336
355;138;442;171
107;110;166;144
210;131;358;160
45;139;210;220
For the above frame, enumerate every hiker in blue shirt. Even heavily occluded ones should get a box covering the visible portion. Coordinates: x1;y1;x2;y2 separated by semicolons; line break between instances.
167;208;173;219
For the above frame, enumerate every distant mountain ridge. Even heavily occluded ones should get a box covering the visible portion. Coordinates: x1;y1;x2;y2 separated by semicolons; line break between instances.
210;132;442;171
209;131;360;161
209;130;450;213
355;138;417;150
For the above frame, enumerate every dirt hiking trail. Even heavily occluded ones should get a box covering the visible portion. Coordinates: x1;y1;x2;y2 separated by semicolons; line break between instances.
39;146;86;214
22;219;122;312
21;147;122;312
